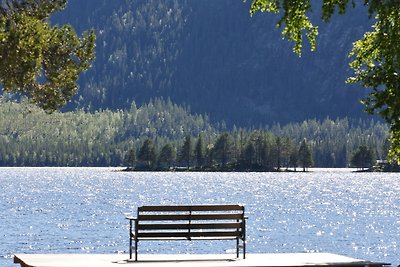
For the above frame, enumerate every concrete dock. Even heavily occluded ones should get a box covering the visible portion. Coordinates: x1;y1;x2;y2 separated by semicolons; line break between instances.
14;253;390;267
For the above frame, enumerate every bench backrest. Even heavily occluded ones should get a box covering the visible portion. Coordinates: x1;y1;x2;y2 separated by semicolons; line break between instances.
135;204;245;239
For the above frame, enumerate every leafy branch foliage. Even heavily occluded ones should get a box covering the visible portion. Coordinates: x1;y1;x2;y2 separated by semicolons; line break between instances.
0;0;95;111
249;0;318;54
248;0;400;162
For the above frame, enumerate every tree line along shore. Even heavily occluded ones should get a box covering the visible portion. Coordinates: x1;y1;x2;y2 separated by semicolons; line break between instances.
0;97;389;170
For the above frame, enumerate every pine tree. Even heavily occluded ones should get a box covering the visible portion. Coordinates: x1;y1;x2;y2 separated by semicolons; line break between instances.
298;139;313;172
275;136;282;170
125;148;136;169
158;143;175;170
243;142;256;168
289;147;298;171
138;139;156;170
194;134;205;169
350;145;374;170
213;133;234;169
179;135;193;169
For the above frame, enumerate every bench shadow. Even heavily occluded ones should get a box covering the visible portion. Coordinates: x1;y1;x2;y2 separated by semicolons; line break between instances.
118;257;239;264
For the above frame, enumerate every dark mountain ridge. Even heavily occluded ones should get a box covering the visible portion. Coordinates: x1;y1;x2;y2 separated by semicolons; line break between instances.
53;0;375;127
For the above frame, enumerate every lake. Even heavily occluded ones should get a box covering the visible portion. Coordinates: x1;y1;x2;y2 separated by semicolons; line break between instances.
1;167;399;267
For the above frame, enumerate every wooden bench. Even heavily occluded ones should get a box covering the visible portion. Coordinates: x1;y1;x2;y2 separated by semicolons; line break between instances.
127;204;247;261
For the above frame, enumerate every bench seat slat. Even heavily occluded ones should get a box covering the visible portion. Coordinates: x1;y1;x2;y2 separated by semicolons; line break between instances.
138;214;243;221
137;231;242;238
138;222;242;230
139;205;243;212
135;236;239;241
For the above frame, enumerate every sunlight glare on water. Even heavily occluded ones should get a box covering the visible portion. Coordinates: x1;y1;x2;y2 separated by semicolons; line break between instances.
1;167;400;267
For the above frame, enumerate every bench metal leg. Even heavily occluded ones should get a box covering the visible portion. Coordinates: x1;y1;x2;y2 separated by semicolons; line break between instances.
135;219;139;261
129;220;133;259
243;216;246;259
129;239;132;259
243;239;246;259
236;238;239;258
135;239;138;261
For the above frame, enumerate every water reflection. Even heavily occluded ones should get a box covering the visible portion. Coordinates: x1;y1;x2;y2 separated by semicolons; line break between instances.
0;168;399;267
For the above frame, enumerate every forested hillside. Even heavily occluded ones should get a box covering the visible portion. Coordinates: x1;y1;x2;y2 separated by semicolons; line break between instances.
52;0;374;126
0;97;213;166
0;98;388;167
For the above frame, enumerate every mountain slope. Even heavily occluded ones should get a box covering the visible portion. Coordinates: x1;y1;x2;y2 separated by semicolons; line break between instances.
53;0;374;126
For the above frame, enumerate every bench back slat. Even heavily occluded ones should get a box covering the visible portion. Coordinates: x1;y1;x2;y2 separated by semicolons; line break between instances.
137;231;242;238
129;204;246;261
138;222;243;230
138;204;243;212
137;213;243;221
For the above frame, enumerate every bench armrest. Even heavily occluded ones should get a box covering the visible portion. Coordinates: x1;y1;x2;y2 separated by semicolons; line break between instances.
125;216;137;220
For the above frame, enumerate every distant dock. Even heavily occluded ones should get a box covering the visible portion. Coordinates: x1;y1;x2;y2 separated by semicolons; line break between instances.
14;253;391;267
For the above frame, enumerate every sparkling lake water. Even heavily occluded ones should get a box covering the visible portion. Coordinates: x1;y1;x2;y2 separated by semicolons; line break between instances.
1;167;400;266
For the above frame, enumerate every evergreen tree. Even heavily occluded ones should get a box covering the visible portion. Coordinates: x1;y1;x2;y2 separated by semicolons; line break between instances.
124;148;136;169
252;132;266;167
382;138;390;160
179;135;193;169
281;136;293;170
194;134;205;168
213;133;234;168
298;139;313;172
275;136;282;170
258;140;268;170
289;147;298;171
205;143;215;168
138;139;156;169
243;141;256;168
158;143;175;170
350;145;374;170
